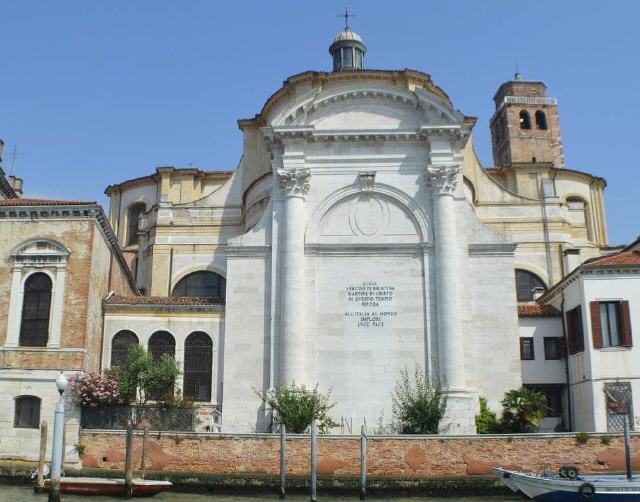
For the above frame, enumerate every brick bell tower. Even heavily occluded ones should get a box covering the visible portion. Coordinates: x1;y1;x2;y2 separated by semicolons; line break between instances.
489;73;565;168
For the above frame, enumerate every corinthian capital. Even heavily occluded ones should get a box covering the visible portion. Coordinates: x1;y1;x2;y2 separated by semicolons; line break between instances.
426;164;461;195
278;168;311;198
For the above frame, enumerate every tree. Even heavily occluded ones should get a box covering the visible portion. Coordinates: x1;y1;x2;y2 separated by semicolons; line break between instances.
391;364;447;434
499;387;549;433
115;345;181;426
257;383;338;433
475;396;501;434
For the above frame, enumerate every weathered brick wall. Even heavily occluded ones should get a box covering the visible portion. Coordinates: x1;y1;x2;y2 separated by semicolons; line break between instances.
78;431;640;478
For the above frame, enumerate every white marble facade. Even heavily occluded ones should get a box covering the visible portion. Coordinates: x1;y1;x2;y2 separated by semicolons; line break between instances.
221;78;522;433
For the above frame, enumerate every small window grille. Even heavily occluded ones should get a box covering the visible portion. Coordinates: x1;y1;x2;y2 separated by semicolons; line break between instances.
19;273;53;347
14;396;41;429
605;382;633;432
111;330;139;367
184;332;213;402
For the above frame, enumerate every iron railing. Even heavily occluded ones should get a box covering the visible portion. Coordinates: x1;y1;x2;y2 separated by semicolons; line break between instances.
81;406;200;432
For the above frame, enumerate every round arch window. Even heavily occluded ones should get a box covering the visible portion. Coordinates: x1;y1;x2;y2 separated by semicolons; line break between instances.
172;271;226;301
515;269;546;302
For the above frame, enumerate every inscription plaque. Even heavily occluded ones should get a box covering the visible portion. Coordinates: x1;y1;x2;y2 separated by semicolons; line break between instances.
344;281;398;328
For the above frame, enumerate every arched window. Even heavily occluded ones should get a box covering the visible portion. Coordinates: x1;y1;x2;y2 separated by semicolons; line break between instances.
19;273;53;347
519;110;531;130
148;331;175;362
126;203;146;246
172;271;226;301
111;330;138;367
535;110;548;130
515;269;547;302
14;396;41;429
184;332;213;402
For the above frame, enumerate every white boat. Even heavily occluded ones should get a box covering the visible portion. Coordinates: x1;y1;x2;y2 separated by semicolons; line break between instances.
493;467;640;501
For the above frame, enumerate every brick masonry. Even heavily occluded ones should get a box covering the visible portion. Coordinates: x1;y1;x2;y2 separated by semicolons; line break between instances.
78;432;640;478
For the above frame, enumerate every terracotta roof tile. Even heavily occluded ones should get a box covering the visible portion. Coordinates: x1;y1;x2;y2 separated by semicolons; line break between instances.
518;304;560;317
105;295;223;306
583;250;640;267
0;198;95;206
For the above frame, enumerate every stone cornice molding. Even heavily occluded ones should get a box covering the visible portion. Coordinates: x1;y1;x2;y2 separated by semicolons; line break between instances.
426;164;461;196
305;242;432;257
468;243;518;256
224;245;272;258
278;168;311;199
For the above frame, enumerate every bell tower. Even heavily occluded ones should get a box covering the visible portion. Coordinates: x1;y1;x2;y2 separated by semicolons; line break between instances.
490;74;565;168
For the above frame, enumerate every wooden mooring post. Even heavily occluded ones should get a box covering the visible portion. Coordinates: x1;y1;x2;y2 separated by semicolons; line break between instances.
34;420;48;492
279;424;286;499
140;426;149;479
124;423;134;498
310;419;317;502
359;424;367;500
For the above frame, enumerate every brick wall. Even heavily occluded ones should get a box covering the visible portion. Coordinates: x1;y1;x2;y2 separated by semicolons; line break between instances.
78;431;640;478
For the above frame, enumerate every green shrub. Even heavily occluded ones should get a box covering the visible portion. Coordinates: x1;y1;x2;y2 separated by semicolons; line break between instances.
391;364;447;434
475;396;501;434
257;383;338;434
576;432;590;445
601;435;612;445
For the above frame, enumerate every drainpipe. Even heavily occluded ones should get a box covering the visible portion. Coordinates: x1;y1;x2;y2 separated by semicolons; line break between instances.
560;290;574;431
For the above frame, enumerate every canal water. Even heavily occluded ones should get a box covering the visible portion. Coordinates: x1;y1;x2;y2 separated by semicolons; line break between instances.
0;485;521;501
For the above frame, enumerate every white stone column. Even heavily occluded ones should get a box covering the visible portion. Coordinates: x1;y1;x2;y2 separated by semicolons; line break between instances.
278;167;311;386
5;265;24;347
427;164;465;389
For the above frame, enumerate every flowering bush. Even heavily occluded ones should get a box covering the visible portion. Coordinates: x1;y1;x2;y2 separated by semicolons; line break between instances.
69;369;126;408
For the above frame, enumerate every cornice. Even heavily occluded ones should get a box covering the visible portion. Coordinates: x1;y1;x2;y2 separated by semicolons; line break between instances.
305;243;432;256
468;243;518;256
224;245;271;258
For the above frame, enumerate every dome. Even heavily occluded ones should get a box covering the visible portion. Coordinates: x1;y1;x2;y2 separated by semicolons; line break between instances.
332;29;364;44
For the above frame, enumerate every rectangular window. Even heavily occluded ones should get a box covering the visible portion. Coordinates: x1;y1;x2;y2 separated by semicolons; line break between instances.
544;337;564;360
520;337;534;360
600;302;622;347
566;305;584;354
605;382;633;432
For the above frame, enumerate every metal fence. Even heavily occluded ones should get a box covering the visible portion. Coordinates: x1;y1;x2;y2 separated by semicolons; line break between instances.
81;406;199;432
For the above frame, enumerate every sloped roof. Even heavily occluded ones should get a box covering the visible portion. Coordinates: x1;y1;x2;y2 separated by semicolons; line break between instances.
0;198;95;206
518;304;560;317
105;295;223;306
583;250;640;267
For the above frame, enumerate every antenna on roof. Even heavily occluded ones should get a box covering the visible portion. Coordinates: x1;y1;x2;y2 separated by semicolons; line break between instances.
338;7;355;31
7;145;21;175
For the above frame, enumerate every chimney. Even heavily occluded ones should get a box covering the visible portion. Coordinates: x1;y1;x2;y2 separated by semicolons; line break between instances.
8;176;23;198
563;248;581;275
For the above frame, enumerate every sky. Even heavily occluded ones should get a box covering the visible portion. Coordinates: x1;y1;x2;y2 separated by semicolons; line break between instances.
1;0;638;245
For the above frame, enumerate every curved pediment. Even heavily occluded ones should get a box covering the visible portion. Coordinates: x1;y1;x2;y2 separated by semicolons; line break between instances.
272;84;463;130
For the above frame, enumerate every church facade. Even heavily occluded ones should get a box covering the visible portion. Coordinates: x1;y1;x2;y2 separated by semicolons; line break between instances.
99;29;610;434
1;27;634;453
